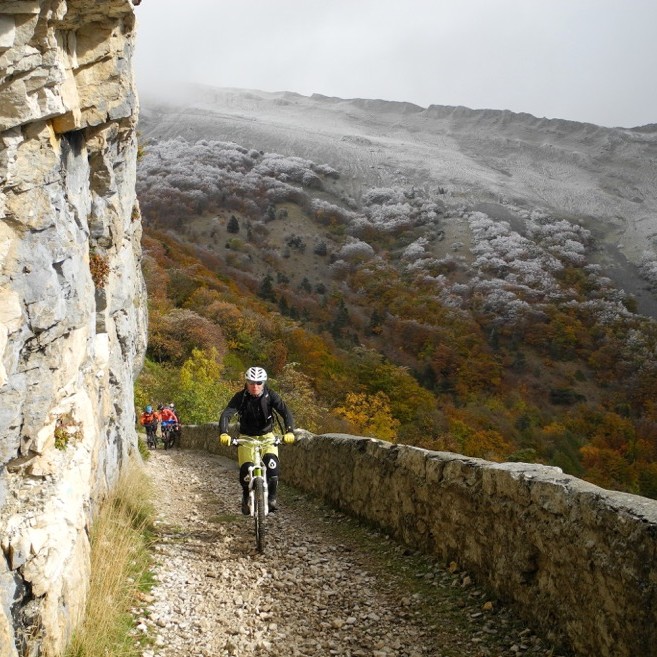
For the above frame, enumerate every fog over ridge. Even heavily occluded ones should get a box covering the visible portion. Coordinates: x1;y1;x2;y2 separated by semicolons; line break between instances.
138;83;657;317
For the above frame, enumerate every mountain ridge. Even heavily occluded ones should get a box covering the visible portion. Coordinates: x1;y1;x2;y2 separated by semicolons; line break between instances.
138;83;657;317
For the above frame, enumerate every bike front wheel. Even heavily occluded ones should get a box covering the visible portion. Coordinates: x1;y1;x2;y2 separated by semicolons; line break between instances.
254;478;266;553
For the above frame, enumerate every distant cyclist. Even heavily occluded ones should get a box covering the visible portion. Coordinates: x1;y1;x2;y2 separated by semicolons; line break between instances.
139;405;159;448
159;404;179;446
219;366;295;514
160;403;178;425
167;403;182;447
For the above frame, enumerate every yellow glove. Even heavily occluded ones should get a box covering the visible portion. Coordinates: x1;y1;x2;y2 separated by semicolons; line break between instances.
283;432;295;444
219;433;232;446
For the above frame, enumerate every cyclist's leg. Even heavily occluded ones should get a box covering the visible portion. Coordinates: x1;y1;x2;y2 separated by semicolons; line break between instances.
237;441;257;515
238;462;254;492
263;452;280;509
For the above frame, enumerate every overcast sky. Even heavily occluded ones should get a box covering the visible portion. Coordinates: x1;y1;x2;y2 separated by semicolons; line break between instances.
133;0;656;129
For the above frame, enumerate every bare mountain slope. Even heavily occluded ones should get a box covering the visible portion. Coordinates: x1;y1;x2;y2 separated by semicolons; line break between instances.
138;84;657;316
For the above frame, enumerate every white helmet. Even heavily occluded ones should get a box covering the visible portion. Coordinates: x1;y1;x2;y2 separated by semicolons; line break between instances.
245;366;267;383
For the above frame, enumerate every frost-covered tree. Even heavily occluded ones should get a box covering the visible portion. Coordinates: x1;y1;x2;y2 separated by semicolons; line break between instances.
401;237;429;261
337;238;376;264
359;186;444;234
137;137;344;228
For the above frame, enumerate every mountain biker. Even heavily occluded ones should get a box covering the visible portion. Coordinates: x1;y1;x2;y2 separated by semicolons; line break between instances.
168;403;182;446
139;405;159;446
160;404;178;424
219;366;295;514
159;404;179;446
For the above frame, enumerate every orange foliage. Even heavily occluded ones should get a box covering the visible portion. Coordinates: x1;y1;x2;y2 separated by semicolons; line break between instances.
463;429;513;462
454;348;502;398
579;445;632;490
267;340;288;376
589;412;636;453
205;301;250;348
136;223;657;498
148;308;227;365
287;328;348;400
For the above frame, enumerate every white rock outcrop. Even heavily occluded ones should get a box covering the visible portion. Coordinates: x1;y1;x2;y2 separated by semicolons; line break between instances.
0;1;146;655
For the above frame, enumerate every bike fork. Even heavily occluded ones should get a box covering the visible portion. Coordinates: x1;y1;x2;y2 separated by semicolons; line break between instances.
247;476;268;515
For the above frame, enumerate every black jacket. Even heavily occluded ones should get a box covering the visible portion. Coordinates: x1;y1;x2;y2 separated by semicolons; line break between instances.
219;386;294;436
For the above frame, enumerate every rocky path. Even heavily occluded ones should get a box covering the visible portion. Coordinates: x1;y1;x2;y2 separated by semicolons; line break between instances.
136;449;565;657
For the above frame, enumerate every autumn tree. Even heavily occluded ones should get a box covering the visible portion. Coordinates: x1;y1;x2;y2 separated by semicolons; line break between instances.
273;362;327;433
334;391;400;442
176;347;234;424
147;308;227;364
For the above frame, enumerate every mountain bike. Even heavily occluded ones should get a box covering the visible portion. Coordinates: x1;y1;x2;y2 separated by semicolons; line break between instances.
161;421;180;450
231;435;281;553
145;423;158;449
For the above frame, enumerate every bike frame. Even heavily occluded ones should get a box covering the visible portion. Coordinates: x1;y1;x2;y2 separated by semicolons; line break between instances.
145;422;158;448
234;435;279;516
233;435;280;553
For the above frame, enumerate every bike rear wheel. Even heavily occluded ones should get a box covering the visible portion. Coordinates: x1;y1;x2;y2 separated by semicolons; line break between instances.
254;478;266;553
146;428;157;449
163;427;172;450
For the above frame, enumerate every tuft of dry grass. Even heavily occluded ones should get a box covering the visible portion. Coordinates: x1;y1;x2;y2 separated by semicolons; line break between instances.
66;460;155;657
89;252;110;288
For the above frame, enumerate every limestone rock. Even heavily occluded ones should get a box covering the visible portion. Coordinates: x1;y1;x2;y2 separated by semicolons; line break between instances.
0;1;146;655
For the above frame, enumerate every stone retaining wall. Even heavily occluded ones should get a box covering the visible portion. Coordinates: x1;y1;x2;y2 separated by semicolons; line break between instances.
181;424;657;657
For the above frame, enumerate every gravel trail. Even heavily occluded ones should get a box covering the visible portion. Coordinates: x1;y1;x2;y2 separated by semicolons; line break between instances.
136;449;566;657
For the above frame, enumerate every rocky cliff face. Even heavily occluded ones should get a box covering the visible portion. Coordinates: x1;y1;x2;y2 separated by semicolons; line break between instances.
0;1;146;655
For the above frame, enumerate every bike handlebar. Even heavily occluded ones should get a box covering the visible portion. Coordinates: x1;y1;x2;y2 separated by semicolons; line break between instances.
231;436;282;447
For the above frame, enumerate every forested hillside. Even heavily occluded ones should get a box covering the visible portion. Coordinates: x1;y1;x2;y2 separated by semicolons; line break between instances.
135;135;657;498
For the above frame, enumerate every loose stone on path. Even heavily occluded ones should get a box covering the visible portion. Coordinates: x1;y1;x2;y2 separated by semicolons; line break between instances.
135;449;566;657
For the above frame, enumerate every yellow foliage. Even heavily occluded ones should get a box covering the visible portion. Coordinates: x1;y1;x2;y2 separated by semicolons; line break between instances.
334;391;400;442
179;346;222;388
445;412;512;461
542;422;567;437
463;429;512;462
